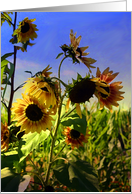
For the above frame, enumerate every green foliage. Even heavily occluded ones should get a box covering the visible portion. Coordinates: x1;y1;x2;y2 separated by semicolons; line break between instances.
18;130;50;162
1;167;21;192
53;159;99;192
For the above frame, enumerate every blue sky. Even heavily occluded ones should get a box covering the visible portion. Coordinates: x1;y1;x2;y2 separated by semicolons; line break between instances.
1;12;131;110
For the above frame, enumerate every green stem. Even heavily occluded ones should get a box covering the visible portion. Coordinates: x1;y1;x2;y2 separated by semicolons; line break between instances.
51;77;69;88
53;144;66;162
44;54;69;185
52;157;68;163
45;92;66;185
58;55;69;93
8;12;17;126
61;106;76;120
28;155;45;187
26;171;45;189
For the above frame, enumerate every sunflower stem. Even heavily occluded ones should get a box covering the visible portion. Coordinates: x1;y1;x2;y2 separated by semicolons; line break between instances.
53;144;66;162
51;77;69;88
28;154;46;187
58;55;69;94
60;106;76;120
8;12;17;126
26;171;45;190
45;91;66;185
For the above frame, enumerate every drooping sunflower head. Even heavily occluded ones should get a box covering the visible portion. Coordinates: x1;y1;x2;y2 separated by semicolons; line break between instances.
63;127;90;150
23;69;60;114
68;75;96;104
1;122;10;152
66;73;96;118
70;30;96;73
94;67;125;112
11;94;54;134
13;17;38;43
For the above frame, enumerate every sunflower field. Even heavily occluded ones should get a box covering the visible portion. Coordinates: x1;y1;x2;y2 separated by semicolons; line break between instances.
1;12;131;192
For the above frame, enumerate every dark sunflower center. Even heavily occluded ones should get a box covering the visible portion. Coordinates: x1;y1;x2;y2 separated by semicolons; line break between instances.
69;79;96;103
26;104;43;121
70;129;80;139
41;87;49;92
76;47;82;57
21;22;30;33
100;82;110;98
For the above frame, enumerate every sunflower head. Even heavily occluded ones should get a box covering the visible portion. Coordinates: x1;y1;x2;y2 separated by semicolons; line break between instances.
94;67;125;112
1;122;10;152
13;17;38;43
23;69;60;114
67;73;96;104
11;94;54;134
63;127;90;150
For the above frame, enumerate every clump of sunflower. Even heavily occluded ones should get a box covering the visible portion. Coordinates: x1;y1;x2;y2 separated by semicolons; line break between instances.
1;122;10;152
63;127;90;150
13;17;38;43
94;67;125;112
60;29;96;73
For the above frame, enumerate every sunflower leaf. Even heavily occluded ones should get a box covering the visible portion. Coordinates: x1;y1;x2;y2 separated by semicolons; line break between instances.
1;52;14;62
18;130;50;162
53;159;99;192
1;167;21;192
1;59;9;83
56;52;63;59
61;113;87;136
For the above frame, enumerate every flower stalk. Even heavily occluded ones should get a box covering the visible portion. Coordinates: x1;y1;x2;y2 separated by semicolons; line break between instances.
8;12;17;126
45;90;66;185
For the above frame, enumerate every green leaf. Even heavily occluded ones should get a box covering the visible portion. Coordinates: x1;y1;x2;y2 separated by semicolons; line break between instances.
1;52;14;62
18;130;50;162
61;113;87;136
25;70;33;76
2;62;14;99
53;159;99;192
1;167;21;192
1;59;9;83
68;160;99;192
53;163;72;188
1;152;19;169
56;52;63;59
2;72;11;85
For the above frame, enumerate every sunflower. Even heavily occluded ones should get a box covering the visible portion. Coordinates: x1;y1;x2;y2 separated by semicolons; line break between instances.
63;127;90;150
94;67;125;112
1;122;10;152
13;17;38;43
23;68;60;114
66;73;106;118
69;29;96;73
11;94;54;134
